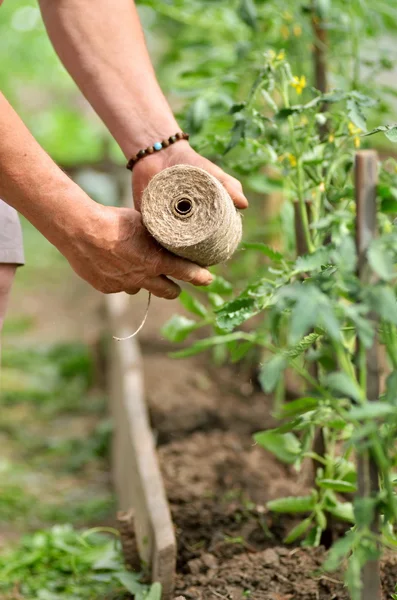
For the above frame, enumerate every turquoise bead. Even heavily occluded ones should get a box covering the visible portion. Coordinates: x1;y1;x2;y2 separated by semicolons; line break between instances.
153;142;162;151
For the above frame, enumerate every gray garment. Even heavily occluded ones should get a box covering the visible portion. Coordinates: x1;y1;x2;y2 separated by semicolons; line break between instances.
0;199;24;265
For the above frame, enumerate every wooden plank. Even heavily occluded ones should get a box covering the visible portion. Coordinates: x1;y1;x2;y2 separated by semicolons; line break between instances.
355;150;381;600
106;292;176;600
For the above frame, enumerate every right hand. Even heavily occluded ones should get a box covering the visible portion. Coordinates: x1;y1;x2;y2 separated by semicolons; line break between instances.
57;203;212;299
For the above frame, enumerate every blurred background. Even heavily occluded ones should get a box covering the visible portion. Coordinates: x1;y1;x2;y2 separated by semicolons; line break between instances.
1;0;397;574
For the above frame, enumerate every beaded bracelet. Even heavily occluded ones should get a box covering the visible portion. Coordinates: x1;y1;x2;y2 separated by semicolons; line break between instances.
126;132;190;171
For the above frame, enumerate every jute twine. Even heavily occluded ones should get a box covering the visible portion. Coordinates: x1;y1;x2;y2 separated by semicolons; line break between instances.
141;164;242;267
114;165;242;341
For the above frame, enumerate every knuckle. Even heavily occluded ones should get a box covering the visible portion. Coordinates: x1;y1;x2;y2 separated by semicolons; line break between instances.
147;251;164;276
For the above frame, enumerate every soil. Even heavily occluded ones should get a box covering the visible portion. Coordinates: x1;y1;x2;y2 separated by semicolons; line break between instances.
126;293;397;600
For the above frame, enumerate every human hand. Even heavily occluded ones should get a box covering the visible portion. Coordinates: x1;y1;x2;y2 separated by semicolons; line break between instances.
131;140;248;211
57;202;212;299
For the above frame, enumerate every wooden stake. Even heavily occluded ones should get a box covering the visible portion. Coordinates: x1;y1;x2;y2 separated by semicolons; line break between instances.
106;293;176;599
355;150;381;600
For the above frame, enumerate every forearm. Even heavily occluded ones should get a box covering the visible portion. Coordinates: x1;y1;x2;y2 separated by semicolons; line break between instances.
0;93;93;249
38;0;180;159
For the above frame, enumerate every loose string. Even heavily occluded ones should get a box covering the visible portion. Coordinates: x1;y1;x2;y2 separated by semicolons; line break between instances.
113;292;152;342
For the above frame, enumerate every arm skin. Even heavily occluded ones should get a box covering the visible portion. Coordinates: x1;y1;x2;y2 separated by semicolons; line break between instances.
37;0;248;210
0;93;212;298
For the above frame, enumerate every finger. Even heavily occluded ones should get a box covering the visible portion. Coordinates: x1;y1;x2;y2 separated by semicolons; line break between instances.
125;286;140;296
143;275;181;300
156;253;213;286
219;177;248;209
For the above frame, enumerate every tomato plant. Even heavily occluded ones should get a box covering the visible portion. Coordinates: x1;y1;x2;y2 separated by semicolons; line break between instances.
158;3;397;598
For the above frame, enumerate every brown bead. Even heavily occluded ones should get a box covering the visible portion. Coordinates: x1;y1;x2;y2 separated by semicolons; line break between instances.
169;135;177;143
126;157;136;170
162;139;170;148
146;146;154;154
137;149;146;159
176;132;184;140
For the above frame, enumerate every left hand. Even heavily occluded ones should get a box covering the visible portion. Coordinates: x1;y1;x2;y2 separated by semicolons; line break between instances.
132;140;248;211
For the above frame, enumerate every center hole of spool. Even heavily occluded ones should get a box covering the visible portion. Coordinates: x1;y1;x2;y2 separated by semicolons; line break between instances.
175;198;193;215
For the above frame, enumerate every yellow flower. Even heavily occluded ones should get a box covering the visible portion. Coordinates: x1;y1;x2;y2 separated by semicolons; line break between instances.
268;49;276;60
319;182;325;192
293;24;302;37
328;133;335;143
348;122;361;136
291;75;307;95
276;50;285;61
300;115;309;126
384;221;392;234
288;154;297;167
282;10;293;22
354;136;361;148
280;24;290;40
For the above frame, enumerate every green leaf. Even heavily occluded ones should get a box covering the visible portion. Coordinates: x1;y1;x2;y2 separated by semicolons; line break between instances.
281;397;319;417
186;97;210;134
347;98;367;131
170;332;251;358
216;296;260;332
302;525;323;547
179;290;208;318
368;241;394;280
215;280;272;332
238;0;258;30
146;582;162;600
345;554;362;600
229;102;246;114
161;315;200;343
115;572;146;594
245;173;283;194
254;430;301;464
385;370;397;404
354;497;377;527
317;479;357;493
284;332;321;359
315;508;327;530
325;372;364;403
334;236;357;273
225;116;246;153
348;402;396;420
319;304;342;342
325;533;355;571
203;275;233;295
294;248;330;273
364;124;397;143
259;355;287;393
208;293;224;309
284;517;313;544
261;89;278;113
327;502;355;524
242;242;283;262
289;290;319;344
314;0;330;18
366;285;397;324
267;493;317;514
229;340;253;363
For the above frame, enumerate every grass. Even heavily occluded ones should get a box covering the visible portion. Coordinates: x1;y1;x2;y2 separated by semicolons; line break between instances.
0;341;115;532
0;525;160;599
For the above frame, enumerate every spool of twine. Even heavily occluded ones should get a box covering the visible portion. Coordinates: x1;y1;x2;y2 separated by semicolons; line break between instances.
141;165;242;267
114;165;242;341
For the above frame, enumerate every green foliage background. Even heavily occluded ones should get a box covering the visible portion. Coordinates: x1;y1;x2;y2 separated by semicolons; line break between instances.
0;0;108;164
